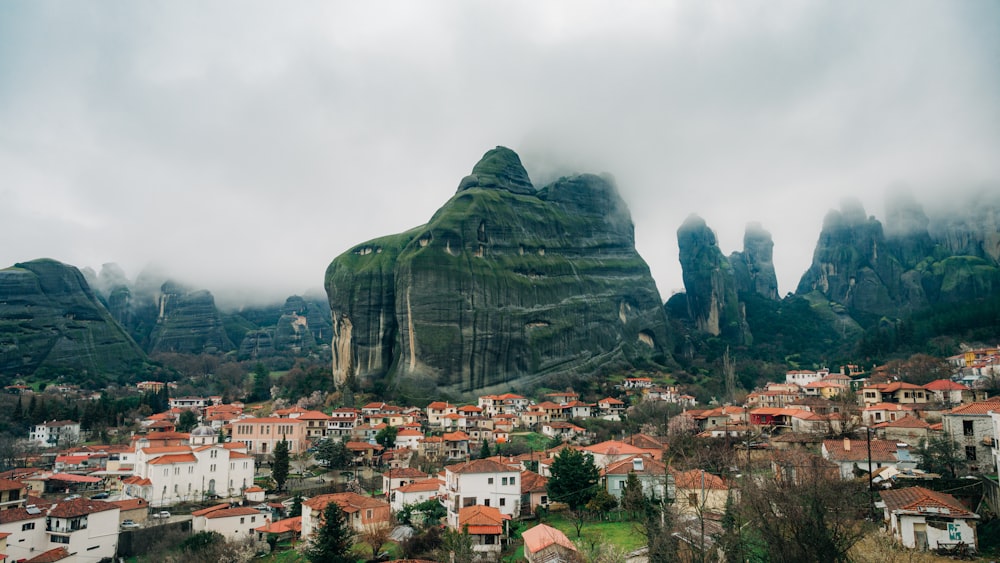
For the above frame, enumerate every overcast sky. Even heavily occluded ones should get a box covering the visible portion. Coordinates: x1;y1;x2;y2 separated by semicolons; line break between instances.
2;2;998;308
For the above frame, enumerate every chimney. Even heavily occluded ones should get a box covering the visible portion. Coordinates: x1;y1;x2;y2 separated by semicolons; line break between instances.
843;437;851;451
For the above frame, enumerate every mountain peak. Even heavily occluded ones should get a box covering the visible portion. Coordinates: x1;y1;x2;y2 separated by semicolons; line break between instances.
457;146;535;195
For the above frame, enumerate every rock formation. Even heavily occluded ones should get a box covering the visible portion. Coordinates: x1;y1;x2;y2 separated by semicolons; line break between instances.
729;222;779;301
325;146;670;395
0;259;146;379
676;215;750;343
148;281;234;355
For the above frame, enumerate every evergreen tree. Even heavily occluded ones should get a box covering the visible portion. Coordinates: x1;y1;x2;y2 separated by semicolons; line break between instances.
479;440;491;459
251;363;271;402
304;502;355;563
374;425;397;450
290;492;303;518
621;472;648;518
546;447;599;511
272;439;290;492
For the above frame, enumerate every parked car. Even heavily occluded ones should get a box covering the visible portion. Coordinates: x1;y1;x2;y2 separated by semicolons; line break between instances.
152;510;171;519
90;492;110;500
121;520;140;529
64;494;81;501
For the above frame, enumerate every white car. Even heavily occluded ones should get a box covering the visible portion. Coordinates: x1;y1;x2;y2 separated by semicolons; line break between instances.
121;520;140;529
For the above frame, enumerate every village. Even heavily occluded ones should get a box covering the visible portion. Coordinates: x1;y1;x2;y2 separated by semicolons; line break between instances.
0;346;998;562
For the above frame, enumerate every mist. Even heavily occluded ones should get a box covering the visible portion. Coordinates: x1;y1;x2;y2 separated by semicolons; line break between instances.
1;1;998;304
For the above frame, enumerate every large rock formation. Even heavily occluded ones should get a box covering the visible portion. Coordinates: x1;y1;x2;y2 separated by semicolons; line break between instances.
148;282;234;355
325;146;670;395
677;215;749;342
729;222;779;301
0;259;146;380
797;197;1000;317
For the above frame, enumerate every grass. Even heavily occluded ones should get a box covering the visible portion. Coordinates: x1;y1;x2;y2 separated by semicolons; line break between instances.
509;510;645;559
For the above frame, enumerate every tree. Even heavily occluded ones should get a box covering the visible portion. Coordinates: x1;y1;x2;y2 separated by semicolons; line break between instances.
375;425;398;450
251;363;271;403
316;438;352;469
360;522;393;559
621;472;648;519
640;499;678;563
436;526;476;563
547;448;600;510
916;434;966;478
479;440;491;459
738;472;869;563
272;440;290;492
304;502;355;563
290;492;303;518
177;409;199;432
585;488;618;518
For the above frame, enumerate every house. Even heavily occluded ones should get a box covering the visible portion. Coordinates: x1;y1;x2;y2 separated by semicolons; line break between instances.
394;428;425;450
443;431;471;460
326;408;359;438
0;479;27;512
923;379;970;405
544;391;579;405
540;422;586;441
390;478;442;512
301;492;391;534
43;499;121;561
192;505;265;541
28;421;80;448
785;369;827;387
863;403;914;426
231;417;309;455
443;459;521;528
603;455;673;501
295;411;332;442
861;382;928;405
821;438;914;480
942;398;1000;473
596;397;626;420
457;504;510;555
254;515;302;544
523;523;577;563
128;443;255;506
770;451;840;485
872;415;933;444
383;467;429;495
519;471;549;517
581;440;649;468
672;469;729;517
880;486;979;552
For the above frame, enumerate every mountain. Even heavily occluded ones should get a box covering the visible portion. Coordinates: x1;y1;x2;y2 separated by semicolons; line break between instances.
325;146;670;397
0;259;147;382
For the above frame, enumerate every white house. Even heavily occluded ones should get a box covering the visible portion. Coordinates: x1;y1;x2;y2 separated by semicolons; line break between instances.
28;420;81;448
127;443;255;507
192;505;266;542
881;486;979;551
390;478;442;512
0;498;120;562
443;459;521;528
821;438;914;480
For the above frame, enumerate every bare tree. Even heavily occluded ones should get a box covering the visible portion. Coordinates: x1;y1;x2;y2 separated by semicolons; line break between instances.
359;522;393;560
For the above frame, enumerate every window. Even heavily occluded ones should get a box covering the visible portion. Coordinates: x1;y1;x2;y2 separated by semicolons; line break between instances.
22;522;35;531
240;517;245;524
488;478;494;484
501;477;507;486
51;535;69;544
210;464;217;472
366;509;373;520
965;446;977;461
499;498;506;506
510;476;516;486
688;493;698;507
484;499;490;507
963;420;975;436
189;466;194;474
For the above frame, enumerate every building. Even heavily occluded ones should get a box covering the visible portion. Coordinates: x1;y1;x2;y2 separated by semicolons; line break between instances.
192;505;266;542
821;438;914;480
443;459;521;528
0;498;120;563
231;417;309;455
457;505;510;555
523;523;578;563
301;492;391;535
28;421;81;448
880;486;979;551
127;443;255;507
672;469;729;517
389;479;442;512
942;399;1000;473
603;455;673;501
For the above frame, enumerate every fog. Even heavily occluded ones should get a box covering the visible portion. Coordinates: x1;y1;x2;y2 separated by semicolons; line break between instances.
1;2;997;307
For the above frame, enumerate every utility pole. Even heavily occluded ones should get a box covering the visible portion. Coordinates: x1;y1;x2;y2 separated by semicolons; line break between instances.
866;428;875;520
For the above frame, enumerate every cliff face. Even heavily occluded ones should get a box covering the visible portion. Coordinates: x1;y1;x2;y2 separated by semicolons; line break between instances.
0;259;146;379
325;146;670;395
797;197;1000;317
729;222;779;301
148;282;234;355
676;215;749;343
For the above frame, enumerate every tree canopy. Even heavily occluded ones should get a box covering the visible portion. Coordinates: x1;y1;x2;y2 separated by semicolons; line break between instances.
305;503;355;563
546;447;600;511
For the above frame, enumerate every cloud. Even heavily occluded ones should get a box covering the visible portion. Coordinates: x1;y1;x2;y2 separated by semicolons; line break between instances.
1;1;998;304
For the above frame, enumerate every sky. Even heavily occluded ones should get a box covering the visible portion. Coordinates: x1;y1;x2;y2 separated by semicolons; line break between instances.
2;2;999;308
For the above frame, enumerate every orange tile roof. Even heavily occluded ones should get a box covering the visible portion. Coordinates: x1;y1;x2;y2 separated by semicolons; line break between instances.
255;516;302;534
205;506;263;519
673;469;728;490
520;471;548;494
446;459;518;475
822;439;899;462
523;523;577;555
148;454;197;465
458;504;509;534
873;415;931;429
880;486;977;518
946;398;1000;416
110;498;148;511
303;492;388;513
25;547;71;563
396;479;442;493
923;379;969;391
582;440;647;456
443;431;470;441
47;498;118;518
191;503;230;517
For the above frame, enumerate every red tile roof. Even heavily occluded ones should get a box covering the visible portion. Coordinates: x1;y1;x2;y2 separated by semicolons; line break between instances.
822;439;899;462
923;379;969;391
47;498;118;518
255;516;302;534
523;523;577;555
946;397;1000;416
673;469;728;490
446;459;518;475
880;486;978;518
205;506;263;519
25;547;71;563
